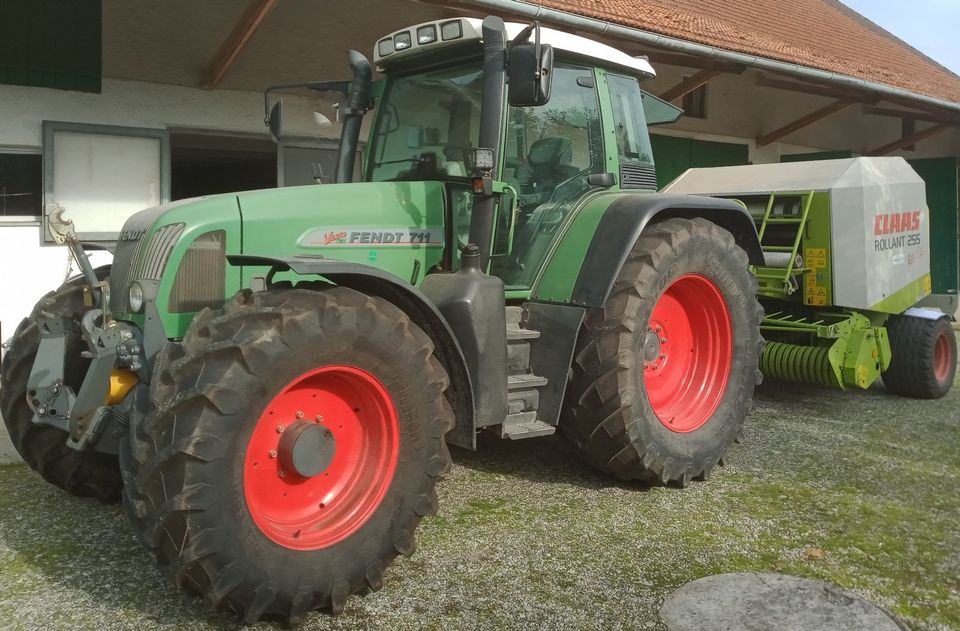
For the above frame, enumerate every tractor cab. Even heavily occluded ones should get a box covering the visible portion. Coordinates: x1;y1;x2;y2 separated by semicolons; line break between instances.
266;17;677;288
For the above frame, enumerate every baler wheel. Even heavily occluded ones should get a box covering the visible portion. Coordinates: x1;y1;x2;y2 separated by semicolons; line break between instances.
882;315;957;399
119;287;453;623
0;267;122;502
561;218;764;486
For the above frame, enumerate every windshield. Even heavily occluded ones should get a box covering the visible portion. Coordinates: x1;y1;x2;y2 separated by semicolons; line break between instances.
368;63;483;182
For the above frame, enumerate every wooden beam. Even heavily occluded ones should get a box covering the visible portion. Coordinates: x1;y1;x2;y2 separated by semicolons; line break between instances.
659;69;724;103
757;99;856;147
863;106;960;126
202;0;280;89
755;74;866;102
866;124;952;156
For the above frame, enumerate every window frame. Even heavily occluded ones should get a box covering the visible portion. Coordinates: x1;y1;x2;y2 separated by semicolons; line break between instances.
42;121;171;244
0;146;43;225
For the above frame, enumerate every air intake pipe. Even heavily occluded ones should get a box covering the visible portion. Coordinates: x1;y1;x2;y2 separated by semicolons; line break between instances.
336;50;373;184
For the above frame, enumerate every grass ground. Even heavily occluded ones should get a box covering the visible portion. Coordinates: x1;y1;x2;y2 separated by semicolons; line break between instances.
0;341;957;630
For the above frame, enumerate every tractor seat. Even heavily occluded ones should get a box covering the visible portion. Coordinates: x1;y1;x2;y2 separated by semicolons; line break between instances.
514;137;579;211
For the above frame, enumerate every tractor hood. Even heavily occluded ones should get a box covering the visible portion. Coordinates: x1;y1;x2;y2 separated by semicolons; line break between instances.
110;181;449;319
236;181;448;280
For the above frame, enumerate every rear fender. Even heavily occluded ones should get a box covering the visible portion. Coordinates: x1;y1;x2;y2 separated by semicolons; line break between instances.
227;255;476;449
567;194;763;308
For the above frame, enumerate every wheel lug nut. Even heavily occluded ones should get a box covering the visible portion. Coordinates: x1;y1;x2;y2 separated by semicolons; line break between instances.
268;449;277;458
295;410;304;419
276;425;285;433
278;470;286;478
661;338;668;344
315;415;324;422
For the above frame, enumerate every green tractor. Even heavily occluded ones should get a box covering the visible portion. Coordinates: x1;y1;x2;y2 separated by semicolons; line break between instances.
0;17;765;622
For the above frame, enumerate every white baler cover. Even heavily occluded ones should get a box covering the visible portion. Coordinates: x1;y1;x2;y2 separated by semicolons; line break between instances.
663;157;930;312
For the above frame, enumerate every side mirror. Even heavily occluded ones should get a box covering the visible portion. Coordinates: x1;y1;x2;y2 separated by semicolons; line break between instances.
267;100;283;140
507;23;553;107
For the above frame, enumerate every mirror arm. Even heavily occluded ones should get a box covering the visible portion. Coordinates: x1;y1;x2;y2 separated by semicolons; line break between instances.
262;80;352;128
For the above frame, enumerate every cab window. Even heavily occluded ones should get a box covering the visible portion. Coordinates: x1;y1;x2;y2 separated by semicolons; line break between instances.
493;65;604;288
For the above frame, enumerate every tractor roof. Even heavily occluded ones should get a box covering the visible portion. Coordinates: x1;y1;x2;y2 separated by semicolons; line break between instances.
374;17;656;79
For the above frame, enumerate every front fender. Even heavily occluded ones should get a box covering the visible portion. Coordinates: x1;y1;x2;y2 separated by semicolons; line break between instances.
227;255;476;449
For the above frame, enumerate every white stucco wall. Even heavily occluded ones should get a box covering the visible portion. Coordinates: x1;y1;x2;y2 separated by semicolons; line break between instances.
0;77;350;347
0;78;340;148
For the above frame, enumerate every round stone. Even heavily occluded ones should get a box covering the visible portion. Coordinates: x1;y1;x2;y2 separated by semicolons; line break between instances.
660;573;904;631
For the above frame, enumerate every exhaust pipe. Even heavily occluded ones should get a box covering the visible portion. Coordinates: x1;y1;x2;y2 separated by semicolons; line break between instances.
335;50;373;184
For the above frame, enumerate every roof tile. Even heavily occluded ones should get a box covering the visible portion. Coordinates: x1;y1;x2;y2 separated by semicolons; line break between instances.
533;0;960;103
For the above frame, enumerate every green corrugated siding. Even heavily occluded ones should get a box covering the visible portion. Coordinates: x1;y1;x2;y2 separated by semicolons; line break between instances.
650;134;749;189
909;157;959;295
780;150;853;162
0;0;101;93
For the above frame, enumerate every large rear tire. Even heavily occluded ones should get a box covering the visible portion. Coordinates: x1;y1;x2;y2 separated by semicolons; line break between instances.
0;267;122;502
882;315;957;399
121;287;454;623
561;218;764;486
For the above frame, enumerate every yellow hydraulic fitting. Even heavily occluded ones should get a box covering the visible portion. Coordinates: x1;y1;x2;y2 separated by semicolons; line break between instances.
106;369;139;405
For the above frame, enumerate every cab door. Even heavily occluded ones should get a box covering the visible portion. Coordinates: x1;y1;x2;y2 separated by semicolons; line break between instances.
490;64;606;289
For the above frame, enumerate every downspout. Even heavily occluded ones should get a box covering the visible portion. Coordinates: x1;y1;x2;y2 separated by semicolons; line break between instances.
450;0;960;115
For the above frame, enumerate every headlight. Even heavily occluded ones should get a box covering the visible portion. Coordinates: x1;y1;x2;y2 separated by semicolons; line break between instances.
128;282;145;313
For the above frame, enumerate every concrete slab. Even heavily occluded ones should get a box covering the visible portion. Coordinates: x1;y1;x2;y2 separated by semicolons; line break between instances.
660;572;906;631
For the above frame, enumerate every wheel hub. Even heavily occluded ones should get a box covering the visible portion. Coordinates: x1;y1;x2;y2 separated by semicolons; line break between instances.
243;365;400;550
278;420;336;478
643;274;733;433
643;324;667;369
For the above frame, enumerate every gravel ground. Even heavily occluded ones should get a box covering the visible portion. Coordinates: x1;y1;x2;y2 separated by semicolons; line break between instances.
0;341;957;630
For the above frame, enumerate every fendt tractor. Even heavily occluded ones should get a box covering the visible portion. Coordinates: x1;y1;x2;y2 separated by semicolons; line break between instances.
667;160;958;399
0;14;879;622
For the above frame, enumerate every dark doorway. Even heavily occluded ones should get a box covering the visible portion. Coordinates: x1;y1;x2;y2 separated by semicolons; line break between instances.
170;133;276;200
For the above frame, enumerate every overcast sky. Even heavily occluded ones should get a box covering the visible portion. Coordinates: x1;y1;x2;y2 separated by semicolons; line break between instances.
840;0;960;75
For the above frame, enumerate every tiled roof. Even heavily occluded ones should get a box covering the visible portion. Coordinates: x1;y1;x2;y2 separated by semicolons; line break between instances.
531;0;960;104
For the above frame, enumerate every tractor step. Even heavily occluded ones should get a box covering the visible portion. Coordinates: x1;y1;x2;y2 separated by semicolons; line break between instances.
501;415;556;439
507;325;540;341
508;373;548;389
498;306;554;439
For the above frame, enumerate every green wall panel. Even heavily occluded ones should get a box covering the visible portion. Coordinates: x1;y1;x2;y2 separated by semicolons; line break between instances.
0;0;101;93
650;134;749;189
780;150;853;162
909;157;959;295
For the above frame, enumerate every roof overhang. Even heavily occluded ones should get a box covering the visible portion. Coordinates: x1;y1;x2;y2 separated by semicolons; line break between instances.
435;0;960;116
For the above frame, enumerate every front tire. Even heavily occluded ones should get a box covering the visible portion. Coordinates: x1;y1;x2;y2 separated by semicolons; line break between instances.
882;315;957;399
0;268;122;501
561;218;764;486
121;287;454;623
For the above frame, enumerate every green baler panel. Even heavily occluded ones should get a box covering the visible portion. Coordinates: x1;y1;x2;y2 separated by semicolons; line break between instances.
802;192;833;307
908;157;959;295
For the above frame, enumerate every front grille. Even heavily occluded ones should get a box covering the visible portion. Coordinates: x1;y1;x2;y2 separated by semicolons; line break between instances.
169;231;226;313
109;237;146;312
621;162;658;190
109;223;184;312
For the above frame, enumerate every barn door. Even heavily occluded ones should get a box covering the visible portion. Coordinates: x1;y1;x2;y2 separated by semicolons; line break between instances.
909;157;959;296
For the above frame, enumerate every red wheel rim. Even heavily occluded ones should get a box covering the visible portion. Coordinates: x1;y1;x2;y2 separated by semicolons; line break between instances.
643;274;733;433
243;365;399;550
933;332;953;383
